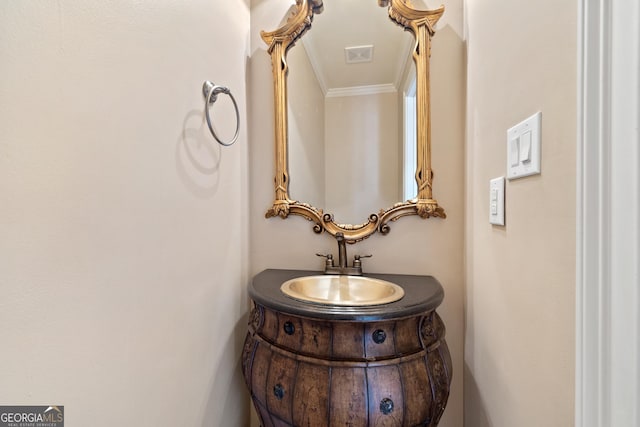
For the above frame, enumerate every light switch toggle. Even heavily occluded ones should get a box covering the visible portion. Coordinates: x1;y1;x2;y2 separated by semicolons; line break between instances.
519;131;532;163
507;112;541;179
510;137;520;167
490;188;498;214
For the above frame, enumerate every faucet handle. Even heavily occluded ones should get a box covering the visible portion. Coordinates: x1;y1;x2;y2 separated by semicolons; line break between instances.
316;253;334;268
353;254;372;270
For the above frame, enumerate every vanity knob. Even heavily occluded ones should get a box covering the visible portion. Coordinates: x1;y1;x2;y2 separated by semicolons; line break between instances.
283;321;295;335
273;383;285;400
372;329;387;344
380;398;394;415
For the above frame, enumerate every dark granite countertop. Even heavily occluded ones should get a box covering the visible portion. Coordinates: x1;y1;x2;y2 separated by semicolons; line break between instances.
249;269;444;321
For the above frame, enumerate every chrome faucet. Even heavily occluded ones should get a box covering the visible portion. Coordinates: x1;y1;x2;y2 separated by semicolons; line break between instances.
316;232;371;275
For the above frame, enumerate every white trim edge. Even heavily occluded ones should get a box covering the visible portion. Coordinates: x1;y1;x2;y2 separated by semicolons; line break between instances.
325;83;397;98
576;0;611;424
576;0;640;426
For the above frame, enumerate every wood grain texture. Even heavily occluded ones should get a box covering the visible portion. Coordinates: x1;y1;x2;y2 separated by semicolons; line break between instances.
242;303;452;426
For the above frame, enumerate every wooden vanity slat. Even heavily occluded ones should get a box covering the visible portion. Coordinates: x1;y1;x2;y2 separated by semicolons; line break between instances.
329;367;368;427
394;316;422;356
292;362;330;426
364;321;396;359
366;365;404;426
299;317;332;358
330;322;365;359
399;359;432;425
261;308;280;342
265;352;297;424
276;313;303;351
251;343;272;414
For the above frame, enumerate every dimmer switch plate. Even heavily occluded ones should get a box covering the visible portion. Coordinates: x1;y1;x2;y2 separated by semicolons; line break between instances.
489;177;505;226
507;112;541;179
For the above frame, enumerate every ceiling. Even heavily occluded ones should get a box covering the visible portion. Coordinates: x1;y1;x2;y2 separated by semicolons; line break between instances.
297;0;415;96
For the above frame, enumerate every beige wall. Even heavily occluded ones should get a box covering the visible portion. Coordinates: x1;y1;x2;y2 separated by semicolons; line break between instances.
464;0;576;425
0;1;250;425
250;1;465;426
0;0;579;424
324;92;399;223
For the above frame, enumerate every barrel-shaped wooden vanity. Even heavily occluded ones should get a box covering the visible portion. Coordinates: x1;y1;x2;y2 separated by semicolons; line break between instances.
242;269;452;427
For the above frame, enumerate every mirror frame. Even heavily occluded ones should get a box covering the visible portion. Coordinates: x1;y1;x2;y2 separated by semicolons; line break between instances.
262;0;446;243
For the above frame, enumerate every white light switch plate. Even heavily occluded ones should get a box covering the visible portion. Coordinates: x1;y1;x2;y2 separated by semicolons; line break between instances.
489;176;505;226
507;112;541;180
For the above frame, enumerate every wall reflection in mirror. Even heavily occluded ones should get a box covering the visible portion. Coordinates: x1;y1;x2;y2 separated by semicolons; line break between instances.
287;0;417;224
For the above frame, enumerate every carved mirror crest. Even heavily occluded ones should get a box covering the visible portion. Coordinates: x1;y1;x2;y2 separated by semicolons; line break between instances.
262;0;446;243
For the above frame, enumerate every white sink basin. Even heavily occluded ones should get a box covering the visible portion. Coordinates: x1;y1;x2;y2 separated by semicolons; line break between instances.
280;275;405;306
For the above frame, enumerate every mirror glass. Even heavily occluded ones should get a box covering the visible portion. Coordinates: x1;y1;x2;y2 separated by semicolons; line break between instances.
286;0;417;225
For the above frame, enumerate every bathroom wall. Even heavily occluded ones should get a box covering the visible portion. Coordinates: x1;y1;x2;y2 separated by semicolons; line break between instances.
249;1;465;426
464;0;576;425
0;1;250;425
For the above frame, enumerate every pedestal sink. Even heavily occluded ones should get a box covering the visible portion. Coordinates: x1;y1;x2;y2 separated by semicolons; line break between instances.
280;275;405;306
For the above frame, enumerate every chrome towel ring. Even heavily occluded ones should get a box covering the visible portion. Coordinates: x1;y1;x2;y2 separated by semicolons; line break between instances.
202;80;240;147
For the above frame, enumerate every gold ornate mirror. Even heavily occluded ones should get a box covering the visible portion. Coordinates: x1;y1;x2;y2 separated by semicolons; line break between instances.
262;0;446;243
